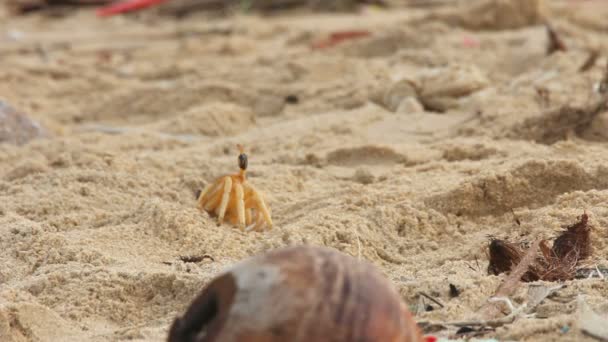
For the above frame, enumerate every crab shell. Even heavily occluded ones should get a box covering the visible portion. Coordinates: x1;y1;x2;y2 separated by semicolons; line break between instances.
168;245;423;342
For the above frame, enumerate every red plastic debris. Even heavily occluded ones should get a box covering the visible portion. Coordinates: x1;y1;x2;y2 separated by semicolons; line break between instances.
424;336;438;342
97;0;167;17
311;30;371;49
462;35;480;48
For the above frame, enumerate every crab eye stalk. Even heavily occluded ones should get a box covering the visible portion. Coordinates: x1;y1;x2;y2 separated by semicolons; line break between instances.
238;153;248;170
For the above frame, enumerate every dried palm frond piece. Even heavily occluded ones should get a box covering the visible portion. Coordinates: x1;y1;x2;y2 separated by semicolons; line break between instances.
507;62;608;144
488;212;592;282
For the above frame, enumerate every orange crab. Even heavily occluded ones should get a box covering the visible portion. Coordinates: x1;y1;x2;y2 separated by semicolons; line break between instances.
197;145;272;232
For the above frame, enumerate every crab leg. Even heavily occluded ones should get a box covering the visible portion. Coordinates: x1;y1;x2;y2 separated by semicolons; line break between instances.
254;194;272;229
198;183;217;209
216;177;233;225
198;181;221;209
253;210;265;232
243;186;256;230
244;198;257;208
245;207;252;226
235;183;246;230
243;184;273;230
243;191;259;230
204;185;225;212
201;178;225;212
245;214;257;231
196;183;214;207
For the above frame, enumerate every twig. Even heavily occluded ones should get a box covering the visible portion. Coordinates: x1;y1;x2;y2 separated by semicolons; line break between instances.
419;284;564;332
419;314;517;330
163;254;215;265
180;254;215;263
418;292;445;309
579;50;600;73
546;24;567;55
510;208;521;226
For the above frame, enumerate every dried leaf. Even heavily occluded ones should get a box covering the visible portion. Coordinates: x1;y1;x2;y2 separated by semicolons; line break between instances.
552;212;591;262
579;50;600;73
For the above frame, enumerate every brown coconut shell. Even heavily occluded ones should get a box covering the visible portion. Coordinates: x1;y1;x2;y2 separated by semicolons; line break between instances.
168;245;423;342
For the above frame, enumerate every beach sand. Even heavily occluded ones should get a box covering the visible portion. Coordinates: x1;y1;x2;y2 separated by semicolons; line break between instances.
1;0;607;341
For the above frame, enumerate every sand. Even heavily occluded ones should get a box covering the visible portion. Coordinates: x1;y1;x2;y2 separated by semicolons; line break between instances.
0;0;607;341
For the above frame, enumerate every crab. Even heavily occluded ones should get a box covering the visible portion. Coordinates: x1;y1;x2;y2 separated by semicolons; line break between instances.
197;145;273;232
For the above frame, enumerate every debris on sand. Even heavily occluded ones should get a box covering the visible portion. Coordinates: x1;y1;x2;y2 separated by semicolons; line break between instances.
552;212;592;262
508;63;608;144
374;65;489;113
545;24;567;55
481;239;541;319
488;212;592;282
311;30;372;50
510;98;608;144
162;254;215;265
449;283;461;298
372;78;420;113
488;239;537;282
417;64;489;112
0;101;49;146
6;0;112;15
6;0;387;16
425;0;548;31
579;50;600;73
134;0;384;17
